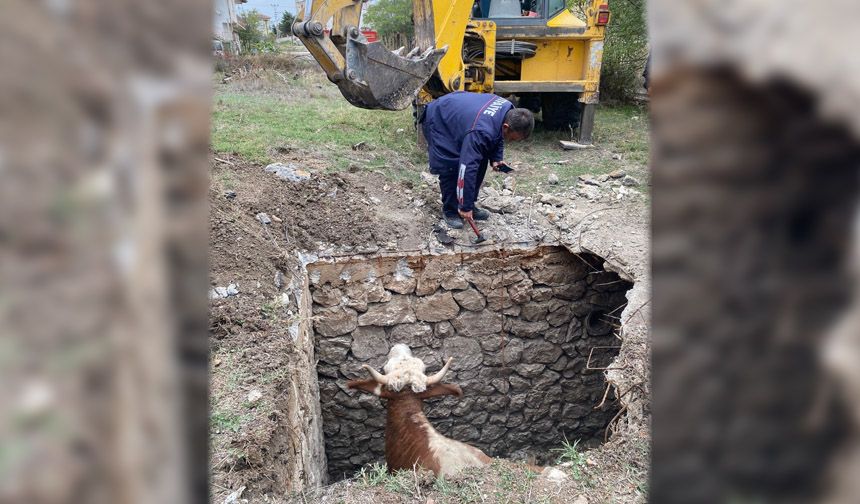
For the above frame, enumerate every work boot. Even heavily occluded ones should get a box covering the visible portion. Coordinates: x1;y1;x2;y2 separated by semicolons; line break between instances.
444;213;464;229
472;207;490;221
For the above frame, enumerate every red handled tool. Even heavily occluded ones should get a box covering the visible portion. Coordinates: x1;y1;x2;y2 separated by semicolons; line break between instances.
465;216;487;244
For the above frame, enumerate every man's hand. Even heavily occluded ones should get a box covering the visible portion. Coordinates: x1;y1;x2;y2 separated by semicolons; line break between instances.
492;161;513;173
458;209;473;221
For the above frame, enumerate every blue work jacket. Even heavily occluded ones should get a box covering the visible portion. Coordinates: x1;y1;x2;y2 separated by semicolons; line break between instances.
422;92;512;211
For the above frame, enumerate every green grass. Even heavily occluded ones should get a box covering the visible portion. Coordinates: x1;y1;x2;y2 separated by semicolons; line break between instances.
433;476;484;503
211;410;244;433
358;463;488;502
259;366;288;385
357;462;390;487
212;91;420;166
553;438;591;483
260;294;291;321
593;105;650;162
357;463;415;495
493;461;538;502
211;72;649;196
503;104;649;193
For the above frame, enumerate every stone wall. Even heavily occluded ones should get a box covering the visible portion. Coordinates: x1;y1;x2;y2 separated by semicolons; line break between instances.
307;246;632;480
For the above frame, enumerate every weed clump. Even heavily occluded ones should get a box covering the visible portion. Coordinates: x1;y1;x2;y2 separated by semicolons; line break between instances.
554;438;589;481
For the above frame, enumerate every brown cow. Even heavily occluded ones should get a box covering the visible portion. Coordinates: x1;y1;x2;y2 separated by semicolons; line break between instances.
347;345;492;477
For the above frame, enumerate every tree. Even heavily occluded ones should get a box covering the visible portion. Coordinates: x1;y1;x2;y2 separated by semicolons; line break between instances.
569;0;648;101
363;0;413;37
598;0;648;101
278;11;296;36
236;10;266;52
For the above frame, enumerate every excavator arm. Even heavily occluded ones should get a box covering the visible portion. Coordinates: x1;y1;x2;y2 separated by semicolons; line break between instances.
292;0;450;110
293;0;611;124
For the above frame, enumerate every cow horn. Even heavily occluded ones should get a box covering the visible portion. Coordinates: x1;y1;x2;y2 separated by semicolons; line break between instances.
425;357;453;385
362;364;390;385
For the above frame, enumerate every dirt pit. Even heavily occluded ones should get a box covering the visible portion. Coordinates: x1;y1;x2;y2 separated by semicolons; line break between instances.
306;245;632;481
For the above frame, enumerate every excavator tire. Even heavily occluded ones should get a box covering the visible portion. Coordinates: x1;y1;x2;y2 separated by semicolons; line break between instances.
515;93;542;113
540;92;583;131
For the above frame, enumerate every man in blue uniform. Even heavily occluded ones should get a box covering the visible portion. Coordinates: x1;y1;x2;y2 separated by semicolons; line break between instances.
421;92;535;229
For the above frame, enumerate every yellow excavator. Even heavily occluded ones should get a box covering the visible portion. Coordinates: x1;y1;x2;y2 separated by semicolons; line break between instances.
293;0;610;143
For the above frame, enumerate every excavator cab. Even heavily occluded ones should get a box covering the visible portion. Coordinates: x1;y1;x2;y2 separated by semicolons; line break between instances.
475;0;554;18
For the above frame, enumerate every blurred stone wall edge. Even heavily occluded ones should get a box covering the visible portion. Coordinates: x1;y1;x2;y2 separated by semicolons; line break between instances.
649;1;860;503
0;1;212;503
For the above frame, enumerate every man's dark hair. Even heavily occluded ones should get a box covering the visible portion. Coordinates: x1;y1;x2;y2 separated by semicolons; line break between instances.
504;108;535;138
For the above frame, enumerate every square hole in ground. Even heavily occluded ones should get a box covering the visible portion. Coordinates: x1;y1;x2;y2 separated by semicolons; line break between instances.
308;246;633;481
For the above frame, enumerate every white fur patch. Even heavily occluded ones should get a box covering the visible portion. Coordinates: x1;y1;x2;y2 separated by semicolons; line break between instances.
384;344;427;392
424;423;487;477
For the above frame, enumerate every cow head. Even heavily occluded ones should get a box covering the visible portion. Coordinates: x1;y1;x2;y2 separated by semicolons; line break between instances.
348;344;461;399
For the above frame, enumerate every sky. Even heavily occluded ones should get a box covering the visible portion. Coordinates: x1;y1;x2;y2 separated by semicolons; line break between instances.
236;0;296;22
236;0;375;23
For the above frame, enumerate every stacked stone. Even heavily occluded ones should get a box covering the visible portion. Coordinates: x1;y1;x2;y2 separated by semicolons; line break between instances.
310;248;632;480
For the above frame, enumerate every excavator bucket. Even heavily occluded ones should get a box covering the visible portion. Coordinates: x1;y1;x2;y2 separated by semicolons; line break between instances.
337;39;447;111
292;0;445;111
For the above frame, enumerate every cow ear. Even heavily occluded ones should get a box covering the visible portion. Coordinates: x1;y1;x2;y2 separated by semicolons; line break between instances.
347;379;383;396
418;383;463;400
347;379;396;398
